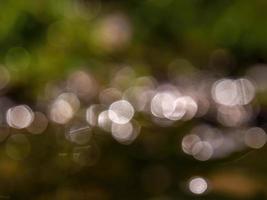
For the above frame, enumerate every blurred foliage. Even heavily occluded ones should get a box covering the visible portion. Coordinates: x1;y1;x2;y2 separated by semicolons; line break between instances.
0;0;267;199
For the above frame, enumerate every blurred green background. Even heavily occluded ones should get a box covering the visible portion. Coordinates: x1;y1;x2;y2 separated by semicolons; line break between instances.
0;0;267;199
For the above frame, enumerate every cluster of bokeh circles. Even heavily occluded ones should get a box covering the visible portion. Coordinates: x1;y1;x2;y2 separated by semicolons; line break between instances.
0;58;267;195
